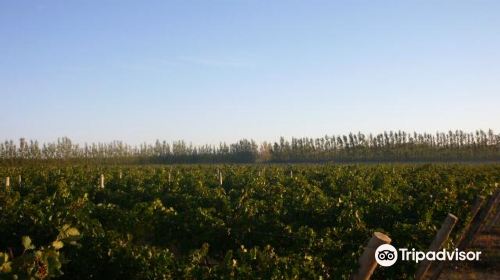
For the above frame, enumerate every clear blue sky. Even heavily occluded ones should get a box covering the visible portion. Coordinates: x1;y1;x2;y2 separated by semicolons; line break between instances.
1;0;499;145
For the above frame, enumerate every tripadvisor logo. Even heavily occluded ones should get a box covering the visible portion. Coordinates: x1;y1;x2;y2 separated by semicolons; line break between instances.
375;244;398;267
375;244;481;267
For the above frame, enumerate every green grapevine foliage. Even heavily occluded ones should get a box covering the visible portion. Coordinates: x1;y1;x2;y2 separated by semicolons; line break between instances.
0;164;498;279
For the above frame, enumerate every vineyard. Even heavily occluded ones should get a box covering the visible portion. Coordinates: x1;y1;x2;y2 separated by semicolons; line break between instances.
0;164;499;279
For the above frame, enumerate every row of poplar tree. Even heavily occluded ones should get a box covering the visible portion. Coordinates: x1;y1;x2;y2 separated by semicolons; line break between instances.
1;130;498;164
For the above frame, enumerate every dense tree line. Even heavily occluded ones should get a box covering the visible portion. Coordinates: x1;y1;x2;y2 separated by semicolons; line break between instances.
1;130;499;164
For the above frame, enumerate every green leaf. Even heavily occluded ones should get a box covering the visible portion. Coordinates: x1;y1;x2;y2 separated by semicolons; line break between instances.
22;236;34;250
0;261;11;273
52;240;64;250
57;225;81;243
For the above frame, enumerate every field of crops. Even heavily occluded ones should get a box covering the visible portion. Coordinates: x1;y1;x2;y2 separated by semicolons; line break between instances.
0;164;499;279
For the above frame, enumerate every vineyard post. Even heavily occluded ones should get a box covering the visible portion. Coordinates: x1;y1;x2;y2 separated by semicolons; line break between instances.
489;184;500;231
477;190;500;233
455;196;485;246
415;213;458;280
428;196;485;280
290;170;293;178
219;169;223;186
487;210;500;232
119;171;123;180
100;174;105;189
352;231;391;280
457;190;500;251
18;175;22;186
5;177;10;192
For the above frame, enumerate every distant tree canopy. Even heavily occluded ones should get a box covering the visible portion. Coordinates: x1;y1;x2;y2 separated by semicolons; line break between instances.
1;130;499;164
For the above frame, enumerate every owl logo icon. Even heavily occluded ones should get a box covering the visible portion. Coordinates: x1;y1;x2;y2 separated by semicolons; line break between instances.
375;244;398;267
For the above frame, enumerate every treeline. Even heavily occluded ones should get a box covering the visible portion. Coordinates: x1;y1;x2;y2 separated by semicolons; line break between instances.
1;130;499;164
